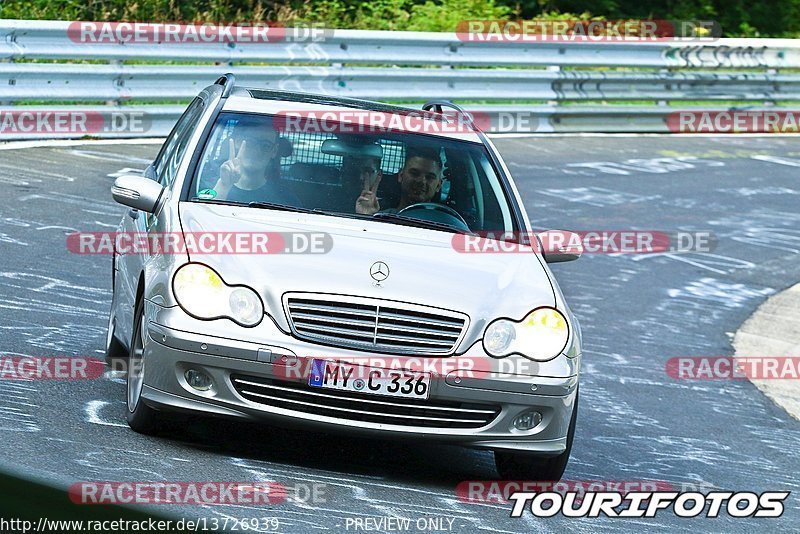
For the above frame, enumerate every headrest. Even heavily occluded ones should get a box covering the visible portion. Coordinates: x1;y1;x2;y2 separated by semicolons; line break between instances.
277;137;293;158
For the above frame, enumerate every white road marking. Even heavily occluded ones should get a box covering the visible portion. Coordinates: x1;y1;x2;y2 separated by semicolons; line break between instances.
84;400;128;428
0;139;164;151
751;154;800;167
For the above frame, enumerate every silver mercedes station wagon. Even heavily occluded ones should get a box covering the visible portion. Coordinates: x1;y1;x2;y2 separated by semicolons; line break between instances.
106;74;582;481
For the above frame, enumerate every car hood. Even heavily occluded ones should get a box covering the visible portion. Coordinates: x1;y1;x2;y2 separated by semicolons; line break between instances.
179;202;556;339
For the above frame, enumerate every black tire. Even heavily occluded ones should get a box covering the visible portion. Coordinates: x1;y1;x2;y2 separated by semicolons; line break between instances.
105;309;127;361
126;298;161;434
494;387;579;481
105;265;127;361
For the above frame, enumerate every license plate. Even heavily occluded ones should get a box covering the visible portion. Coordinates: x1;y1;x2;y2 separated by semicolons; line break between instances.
308;359;430;400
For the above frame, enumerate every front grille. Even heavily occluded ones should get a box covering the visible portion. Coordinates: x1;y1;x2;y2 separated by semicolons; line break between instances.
231;375;499;429
285;295;468;355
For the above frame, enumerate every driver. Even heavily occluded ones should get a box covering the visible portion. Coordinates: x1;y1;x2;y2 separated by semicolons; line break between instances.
355;147;442;215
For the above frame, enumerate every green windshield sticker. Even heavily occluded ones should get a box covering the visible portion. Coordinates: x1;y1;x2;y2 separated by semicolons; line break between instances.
198;188;217;199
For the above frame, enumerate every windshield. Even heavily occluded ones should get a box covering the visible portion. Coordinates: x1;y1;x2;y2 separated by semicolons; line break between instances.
191;111;519;233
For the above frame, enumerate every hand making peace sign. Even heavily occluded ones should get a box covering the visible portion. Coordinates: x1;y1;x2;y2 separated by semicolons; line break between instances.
355;171;382;215
219;138;246;189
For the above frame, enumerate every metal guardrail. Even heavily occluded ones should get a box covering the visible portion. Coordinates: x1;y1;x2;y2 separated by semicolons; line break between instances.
2;64;799;103
0;104;792;140
1;18;799;138
3;19;800;68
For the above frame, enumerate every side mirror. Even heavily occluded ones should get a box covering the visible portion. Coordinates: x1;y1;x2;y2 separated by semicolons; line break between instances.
111;174;165;213
538;230;583;263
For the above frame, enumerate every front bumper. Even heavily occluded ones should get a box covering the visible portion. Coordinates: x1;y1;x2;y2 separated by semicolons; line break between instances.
140;302;579;455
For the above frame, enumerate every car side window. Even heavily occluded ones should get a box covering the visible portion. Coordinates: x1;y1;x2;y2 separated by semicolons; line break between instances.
153;98;205;186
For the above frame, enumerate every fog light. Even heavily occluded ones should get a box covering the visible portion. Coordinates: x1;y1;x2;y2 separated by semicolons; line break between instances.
512;410;543;431
185;369;213;391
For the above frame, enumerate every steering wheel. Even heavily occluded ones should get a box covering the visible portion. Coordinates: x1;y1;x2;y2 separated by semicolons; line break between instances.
397;202;471;231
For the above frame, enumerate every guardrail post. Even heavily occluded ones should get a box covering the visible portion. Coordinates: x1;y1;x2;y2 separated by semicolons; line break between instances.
546;65;560;107
107;59;121;106
0;33;12;106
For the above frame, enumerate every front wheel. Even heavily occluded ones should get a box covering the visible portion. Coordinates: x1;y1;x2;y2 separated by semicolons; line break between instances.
126;298;161;434
494;388;578;481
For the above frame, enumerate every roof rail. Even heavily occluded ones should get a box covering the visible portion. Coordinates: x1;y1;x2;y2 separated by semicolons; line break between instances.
422;100;465;114
421;100;475;127
214;73;236;97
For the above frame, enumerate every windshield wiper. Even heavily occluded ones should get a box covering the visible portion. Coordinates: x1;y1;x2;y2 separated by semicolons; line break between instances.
247;201;315;213
371;212;475;235
311;208;375;220
191;198;312;213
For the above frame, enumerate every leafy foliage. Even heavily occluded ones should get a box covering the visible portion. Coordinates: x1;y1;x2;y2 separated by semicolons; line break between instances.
1;0;798;36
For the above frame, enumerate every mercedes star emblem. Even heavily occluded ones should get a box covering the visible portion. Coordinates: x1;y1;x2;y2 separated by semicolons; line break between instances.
370;261;390;282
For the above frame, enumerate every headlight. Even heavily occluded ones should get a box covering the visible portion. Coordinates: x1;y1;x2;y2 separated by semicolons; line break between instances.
483;307;569;361
173;263;264;327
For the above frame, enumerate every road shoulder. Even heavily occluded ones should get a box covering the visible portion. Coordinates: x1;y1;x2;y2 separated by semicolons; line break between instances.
734;282;800;420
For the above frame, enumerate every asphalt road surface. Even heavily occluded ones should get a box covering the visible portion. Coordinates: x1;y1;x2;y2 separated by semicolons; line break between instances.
1;135;799;532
